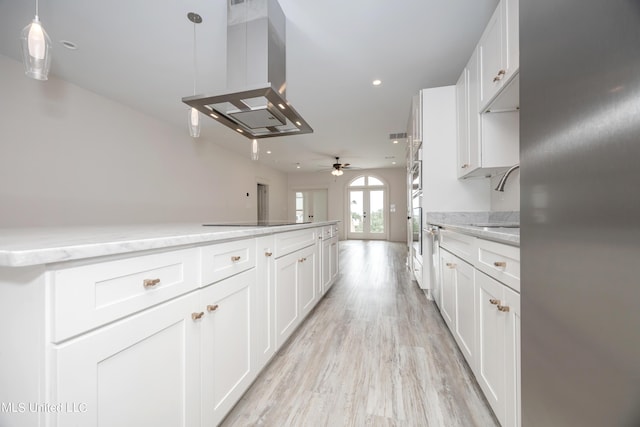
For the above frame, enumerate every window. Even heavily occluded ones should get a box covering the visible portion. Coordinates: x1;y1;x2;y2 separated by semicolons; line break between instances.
295;192;304;223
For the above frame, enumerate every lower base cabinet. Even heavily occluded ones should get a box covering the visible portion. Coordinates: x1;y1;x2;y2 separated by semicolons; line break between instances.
476;271;520;427
54;292;202;427
438;232;520;427
274;243;317;349
200;269;255;427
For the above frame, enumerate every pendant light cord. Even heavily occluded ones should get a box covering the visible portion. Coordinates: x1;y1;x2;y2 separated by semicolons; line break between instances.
35;0;39;18
192;21;197;96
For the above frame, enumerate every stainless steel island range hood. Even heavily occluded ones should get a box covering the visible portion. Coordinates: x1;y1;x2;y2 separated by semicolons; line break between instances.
183;0;312;139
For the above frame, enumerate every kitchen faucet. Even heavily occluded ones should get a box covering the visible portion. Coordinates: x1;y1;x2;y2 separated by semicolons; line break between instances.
494;164;520;191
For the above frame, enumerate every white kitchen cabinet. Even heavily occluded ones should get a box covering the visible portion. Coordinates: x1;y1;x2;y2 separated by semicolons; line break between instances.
440;249;476;369
329;236;339;284
439;250;456;330
456;48;483;178
0;223;339;427
321;233;339;295
274;241;318;349
475;269;520;427
274;249;299;348
254;236;276;371
200;269;255;427
53;291;202;427
478;0;519;110
298;243;318;319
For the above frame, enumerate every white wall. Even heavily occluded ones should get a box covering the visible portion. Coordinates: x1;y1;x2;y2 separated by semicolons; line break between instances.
0;55;288;226
287;168;407;242
490;170;520;211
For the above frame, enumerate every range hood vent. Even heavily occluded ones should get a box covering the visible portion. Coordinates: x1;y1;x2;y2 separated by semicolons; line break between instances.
183;0;312;139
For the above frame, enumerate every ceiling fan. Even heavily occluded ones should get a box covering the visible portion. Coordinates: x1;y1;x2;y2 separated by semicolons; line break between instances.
330;157;352;176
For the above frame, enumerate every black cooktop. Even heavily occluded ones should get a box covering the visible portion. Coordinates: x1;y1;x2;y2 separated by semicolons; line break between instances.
203;221;311;227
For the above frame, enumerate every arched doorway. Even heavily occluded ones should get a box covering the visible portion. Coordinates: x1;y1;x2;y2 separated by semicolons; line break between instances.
347;175;388;240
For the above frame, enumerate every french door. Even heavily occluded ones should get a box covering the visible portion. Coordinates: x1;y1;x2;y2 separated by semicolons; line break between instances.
347;188;386;240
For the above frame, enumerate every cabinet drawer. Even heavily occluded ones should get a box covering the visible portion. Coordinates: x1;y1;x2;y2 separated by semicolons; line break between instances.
439;229;475;263
201;239;256;285
475;238;520;292
51;248;199;342
274;228;318;258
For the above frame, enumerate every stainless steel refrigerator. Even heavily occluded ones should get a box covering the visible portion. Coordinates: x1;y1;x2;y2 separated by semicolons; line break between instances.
521;1;640;426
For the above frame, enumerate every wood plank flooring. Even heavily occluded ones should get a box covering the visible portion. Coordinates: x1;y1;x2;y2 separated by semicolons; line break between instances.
221;240;499;427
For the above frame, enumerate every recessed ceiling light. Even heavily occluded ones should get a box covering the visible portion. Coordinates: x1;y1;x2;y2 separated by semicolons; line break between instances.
60;40;78;50
236;128;243;133
295;121;301;126
266;150;272;154
278;103;286;110
296;163;301;169
210;113;219;119
392;161;397;165
372;79;382;86
392;140;398;144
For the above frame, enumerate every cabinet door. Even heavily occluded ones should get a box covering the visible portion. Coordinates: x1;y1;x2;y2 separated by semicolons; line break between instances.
298;244;318;319
329;238;339;284
503;285;521;427
456;66;470;178
476;271;507;426
479;4;504;108
505;0;519;76
453;259;476;370
274;250;301;348
440;250;457;330
322;239;331;294
200;269;255;427
467;47;481;171
254;237;276;371
53;292;201;427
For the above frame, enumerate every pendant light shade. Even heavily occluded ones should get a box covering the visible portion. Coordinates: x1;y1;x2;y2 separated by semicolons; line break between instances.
21;12;52;81
187;12;202;138
251;139;259;161
188;107;201;137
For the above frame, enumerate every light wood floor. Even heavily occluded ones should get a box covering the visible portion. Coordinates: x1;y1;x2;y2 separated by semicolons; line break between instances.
221;240;499;427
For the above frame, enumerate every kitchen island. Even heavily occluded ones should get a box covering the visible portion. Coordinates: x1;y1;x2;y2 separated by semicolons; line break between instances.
0;221;339;427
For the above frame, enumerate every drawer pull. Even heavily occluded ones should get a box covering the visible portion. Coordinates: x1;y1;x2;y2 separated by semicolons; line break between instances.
493;261;507;268
493;69;506;82
265;252;273;257
461;164;469;169
445;262;456;269
497;305;510;312
298;257;307;263
489;298;500;305
143;278;161;288
231;256;241;262
192;312;205;320
207;304;219;312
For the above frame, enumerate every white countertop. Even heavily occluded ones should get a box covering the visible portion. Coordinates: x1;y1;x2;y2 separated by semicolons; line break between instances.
0;222;339;267
436;223;520;246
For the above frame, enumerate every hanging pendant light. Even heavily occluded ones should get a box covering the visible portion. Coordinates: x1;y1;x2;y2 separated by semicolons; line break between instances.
21;0;52;80
187;12;202;138
251;139;259;161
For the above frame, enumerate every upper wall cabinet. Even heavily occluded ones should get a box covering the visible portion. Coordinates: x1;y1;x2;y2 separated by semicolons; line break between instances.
479;0;519;111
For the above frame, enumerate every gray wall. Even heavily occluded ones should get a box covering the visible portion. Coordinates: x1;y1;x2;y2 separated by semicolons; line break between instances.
0;54;288;226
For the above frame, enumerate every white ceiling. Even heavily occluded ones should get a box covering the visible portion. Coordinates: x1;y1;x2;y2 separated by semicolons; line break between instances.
0;0;498;173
